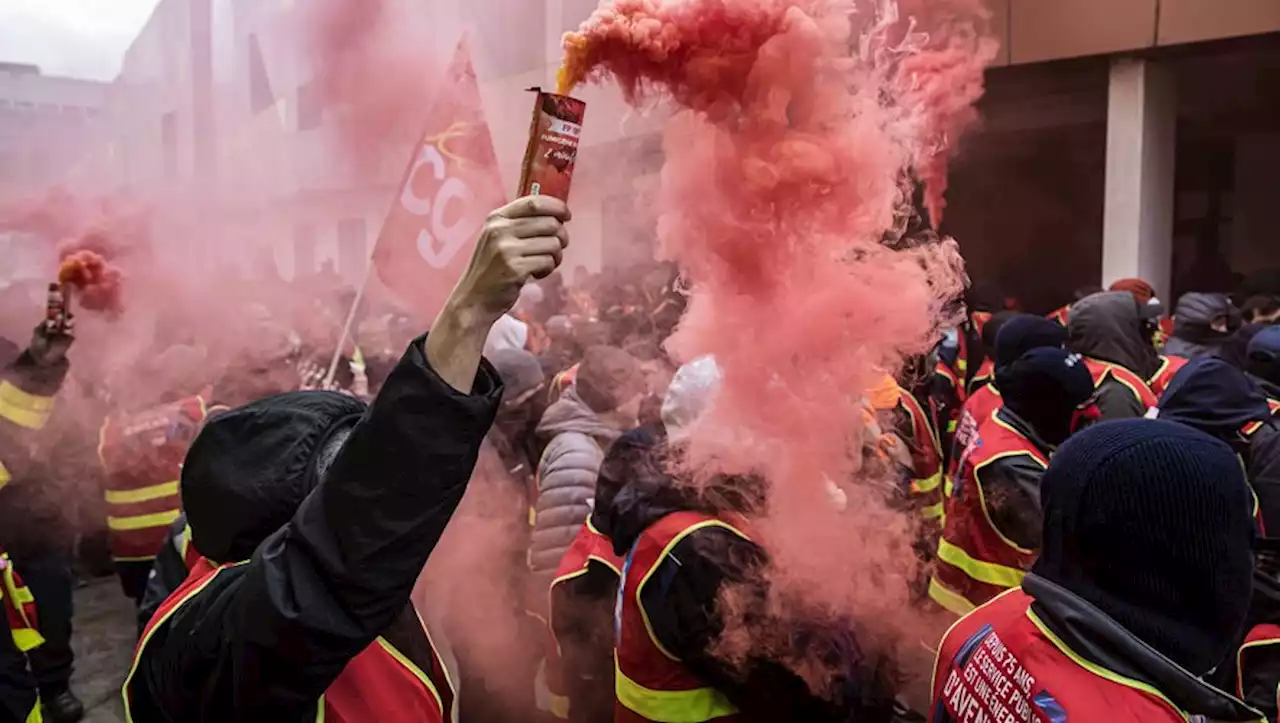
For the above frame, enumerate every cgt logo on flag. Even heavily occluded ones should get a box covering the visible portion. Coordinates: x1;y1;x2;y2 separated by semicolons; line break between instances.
400;127;481;269
372;37;505;316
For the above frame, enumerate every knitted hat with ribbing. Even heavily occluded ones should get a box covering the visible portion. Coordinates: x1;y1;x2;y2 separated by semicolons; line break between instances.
1033;419;1255;674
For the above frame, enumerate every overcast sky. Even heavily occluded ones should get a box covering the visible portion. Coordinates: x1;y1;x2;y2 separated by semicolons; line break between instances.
0;0;161;80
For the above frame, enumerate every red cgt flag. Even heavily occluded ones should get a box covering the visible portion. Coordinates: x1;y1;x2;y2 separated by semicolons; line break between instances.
372;38;505;316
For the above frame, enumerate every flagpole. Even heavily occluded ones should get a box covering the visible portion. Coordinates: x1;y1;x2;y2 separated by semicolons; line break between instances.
322;33;481;388
322;249;376;389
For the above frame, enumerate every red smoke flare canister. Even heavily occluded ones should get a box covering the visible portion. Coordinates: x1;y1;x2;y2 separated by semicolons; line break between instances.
517;89;586;202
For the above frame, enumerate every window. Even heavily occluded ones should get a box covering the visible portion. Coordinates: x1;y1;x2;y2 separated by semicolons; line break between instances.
161;112;178;178
336;218;367;280
296;80;322;131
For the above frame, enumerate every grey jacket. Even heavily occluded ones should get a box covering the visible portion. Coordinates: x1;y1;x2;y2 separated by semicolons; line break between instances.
531;388;625;587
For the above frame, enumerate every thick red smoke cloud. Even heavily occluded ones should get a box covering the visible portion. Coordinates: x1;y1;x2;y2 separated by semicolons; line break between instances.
561;0;990;696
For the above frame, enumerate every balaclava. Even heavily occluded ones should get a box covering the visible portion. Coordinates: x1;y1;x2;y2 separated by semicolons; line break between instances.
995;348;1095;445
1034;419;1255;675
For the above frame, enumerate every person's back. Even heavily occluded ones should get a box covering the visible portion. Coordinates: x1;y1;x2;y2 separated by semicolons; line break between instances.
931;348;1095;617
1066;291;1160;419
98;393;208;606
542;427;659;723
931;420;1263;722
1154;357;1277;532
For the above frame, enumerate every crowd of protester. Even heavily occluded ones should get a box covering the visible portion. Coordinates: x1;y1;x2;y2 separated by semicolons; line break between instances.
2;194;1280;722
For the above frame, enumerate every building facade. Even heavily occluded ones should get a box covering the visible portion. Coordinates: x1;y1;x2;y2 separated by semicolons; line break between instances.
0;62;106;195
42;0;1280;307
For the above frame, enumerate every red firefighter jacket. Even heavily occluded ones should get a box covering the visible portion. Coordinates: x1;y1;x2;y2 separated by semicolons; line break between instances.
947;383;1002;487
1083;357;1159;420
932;577;1264;722
614;511;748;723
930;409;1049;617
1148;354;1189;399
0;549;41;653
542;516;624;722
125;558;456;723
98;395;209;561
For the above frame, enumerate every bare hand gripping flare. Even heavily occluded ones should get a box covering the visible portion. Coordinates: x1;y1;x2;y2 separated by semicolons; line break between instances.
555;0;994;695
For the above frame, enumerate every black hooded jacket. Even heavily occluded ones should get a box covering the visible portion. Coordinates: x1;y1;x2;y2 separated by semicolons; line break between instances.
1164;292;1242;359
1157;358;1280;532
126;335;501;722
597;463;896;723
1067;292;1161;419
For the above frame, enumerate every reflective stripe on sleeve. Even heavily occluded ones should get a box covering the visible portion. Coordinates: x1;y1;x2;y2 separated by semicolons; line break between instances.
0;381;55;430
108;510;181;532
104;480;180;505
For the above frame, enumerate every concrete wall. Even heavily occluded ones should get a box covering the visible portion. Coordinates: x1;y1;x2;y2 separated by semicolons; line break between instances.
985;0;1280;66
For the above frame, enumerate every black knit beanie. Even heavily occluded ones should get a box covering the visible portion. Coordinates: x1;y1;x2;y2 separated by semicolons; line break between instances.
994;315;1067;369
996;348;1094;445
1033;419;1255;674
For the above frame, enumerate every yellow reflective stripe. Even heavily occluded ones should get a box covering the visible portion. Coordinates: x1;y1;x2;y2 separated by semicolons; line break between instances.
315;695;325;723
0;459;9;488
921;501;945;521
927;577;975;617
104;480;180;505
936;538;1026;589
1025;607;1265;721
374;637;445;713
615;659;738;723
911;471;943;495
11;585;33;606
549;693;570;719
108;509;181;532
25;698;41;723
12;626;44;653
0;381;55;430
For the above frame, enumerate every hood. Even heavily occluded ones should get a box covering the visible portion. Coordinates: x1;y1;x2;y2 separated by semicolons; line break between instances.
1067;291;1161;380
1172;293;1241;348
598;447;765;556
1155;357;1268;444
536;386;625;445
1218;323;1268;371
182;390;366;563
592;428;689;555
1252;374;1280;401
